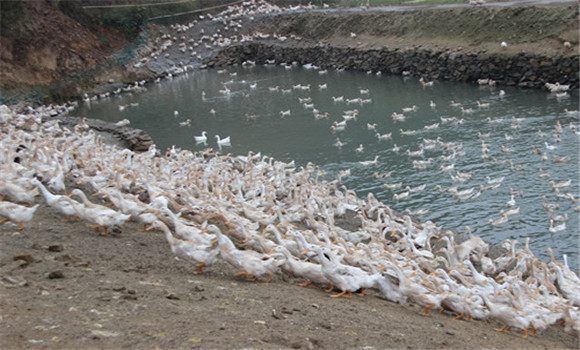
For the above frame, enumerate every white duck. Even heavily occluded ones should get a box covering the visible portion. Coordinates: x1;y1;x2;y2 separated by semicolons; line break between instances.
207;224;283;282
69;189;130;235
0;200;40;230
553;265;580;306
389;261;443;315
148;220;219;274
376;269;407;304
548;219;566;233
480;294;534;338
31;178;77;222
102;189;158;230
315;246;380;298
0;178;38;204
263;224;301;257
160;207;214;245
272;245;330;288
215;134;231;147
194;131;208;144
462;259;495;289
359;155;380;166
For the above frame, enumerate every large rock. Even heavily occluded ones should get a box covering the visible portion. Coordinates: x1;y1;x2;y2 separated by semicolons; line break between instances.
48;115;154;152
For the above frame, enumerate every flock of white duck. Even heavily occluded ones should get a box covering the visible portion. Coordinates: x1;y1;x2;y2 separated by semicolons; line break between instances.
1;102;579;339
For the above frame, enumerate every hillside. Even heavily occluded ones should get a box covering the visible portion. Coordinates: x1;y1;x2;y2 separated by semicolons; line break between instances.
0;1;129;92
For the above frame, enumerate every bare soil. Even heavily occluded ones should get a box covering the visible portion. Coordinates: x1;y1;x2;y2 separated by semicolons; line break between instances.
0;1;128;91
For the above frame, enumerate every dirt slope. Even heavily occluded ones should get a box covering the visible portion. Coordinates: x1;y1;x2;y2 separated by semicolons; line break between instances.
0;0;127;91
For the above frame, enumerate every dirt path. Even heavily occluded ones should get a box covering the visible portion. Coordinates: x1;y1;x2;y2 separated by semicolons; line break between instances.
1;201;578;349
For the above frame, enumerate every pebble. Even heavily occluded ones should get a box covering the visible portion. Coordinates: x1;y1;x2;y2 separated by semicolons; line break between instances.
90;330;120;337
13;254;35;266
272;309;282;319
1;275;28;287
47;270;65;279
166;293;180;300
47;245;64;252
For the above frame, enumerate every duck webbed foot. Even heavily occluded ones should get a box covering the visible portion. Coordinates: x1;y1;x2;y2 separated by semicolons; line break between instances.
195;261;206;274
494;325;510;332
94;224;109;235
331;290;352;298
420;303;436;316
234;271;257;281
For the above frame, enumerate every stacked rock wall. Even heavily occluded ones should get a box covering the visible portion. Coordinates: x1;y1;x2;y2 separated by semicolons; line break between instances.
207;43;579;89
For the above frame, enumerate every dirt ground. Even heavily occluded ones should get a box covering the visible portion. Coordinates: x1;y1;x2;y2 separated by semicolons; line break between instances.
1;196;578;350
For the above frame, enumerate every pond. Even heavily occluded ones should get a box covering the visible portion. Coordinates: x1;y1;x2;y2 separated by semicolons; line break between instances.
73;64;580;270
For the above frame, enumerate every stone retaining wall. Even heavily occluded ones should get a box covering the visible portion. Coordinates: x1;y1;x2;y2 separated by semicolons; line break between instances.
206;42;579;89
